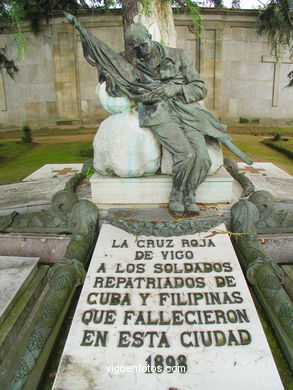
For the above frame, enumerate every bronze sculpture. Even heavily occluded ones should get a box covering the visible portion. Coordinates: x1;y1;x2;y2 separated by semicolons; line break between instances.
65;14;253;216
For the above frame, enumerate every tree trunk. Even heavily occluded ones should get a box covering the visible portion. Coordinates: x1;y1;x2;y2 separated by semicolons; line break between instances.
121;0;176;47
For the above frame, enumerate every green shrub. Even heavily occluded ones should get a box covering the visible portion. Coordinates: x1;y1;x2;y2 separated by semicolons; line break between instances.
239;117;250;124
271;131;283;141
21;124;33;143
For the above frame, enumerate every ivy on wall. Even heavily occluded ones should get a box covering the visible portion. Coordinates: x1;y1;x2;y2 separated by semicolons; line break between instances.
1;0;292;87
257;0;293;86
257;0;293;59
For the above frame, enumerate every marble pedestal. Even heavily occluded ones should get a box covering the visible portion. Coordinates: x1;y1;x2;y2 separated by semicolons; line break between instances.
90;167;233;208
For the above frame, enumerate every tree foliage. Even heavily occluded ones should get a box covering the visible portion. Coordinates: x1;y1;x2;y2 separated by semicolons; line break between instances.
16;0;90;32
257;0;293;59
0;47;19;78
1;0;293;86
0;0;90;77
287;70;293;87
257;0;293;87
0;1;24;77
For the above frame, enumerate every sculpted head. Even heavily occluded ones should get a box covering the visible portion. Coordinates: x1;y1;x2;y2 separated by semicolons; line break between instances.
248;190;275;220
124;24;153;59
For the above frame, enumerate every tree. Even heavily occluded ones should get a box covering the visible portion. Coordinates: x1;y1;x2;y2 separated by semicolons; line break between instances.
121;0;177;46
257;0;293;87
0;0;88;79
1;0;292;85
0;2;23;78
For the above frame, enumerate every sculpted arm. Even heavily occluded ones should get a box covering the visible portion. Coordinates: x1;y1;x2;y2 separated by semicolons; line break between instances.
178;51;207;103
64;13;156;99
148;50;207;102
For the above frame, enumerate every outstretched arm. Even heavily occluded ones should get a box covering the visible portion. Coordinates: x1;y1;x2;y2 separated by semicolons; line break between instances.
64;13;164;101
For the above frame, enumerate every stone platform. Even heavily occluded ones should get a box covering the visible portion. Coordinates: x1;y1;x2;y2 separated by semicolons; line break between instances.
90;167;233;207
0;256;39;322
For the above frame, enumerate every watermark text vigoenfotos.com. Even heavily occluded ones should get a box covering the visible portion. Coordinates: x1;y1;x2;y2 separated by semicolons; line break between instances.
106;364;187;374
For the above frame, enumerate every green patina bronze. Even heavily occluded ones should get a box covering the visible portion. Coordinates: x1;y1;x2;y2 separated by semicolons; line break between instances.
65;13;253;217
0;161;94;234
248;190;293;233
107;214;225;237
5;199;99;390
231;197;293;372
0;163;99;390
224;157;255;197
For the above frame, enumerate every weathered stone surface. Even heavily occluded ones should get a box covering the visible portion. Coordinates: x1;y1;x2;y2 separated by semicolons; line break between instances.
0;266;49;365
238;162;293;201
23;164;83;181
260;234;293;264
0;234;70;264
90;167;233;205
53;23;80;122
281;265;293;300
93;111;161;177
53;223;283;390
0;200;98;390
0;256;39;322
94;82;161;178
96;83;223;178
0;177;69;212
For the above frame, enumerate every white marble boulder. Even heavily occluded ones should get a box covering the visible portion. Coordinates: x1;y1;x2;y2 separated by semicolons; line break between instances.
94;82;223;177
93;83;161;177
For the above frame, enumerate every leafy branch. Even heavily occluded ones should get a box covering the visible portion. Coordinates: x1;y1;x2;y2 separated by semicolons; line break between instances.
257;0;293;87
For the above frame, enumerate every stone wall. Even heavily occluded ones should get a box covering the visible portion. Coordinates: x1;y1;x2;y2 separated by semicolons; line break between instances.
0;9;292;130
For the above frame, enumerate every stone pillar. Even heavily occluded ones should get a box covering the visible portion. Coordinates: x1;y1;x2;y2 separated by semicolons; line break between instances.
198;23;223;114
52;23;80;124
199;29;217;109
0;70;6;111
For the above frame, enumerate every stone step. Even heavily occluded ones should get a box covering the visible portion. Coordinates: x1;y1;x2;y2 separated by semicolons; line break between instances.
0;256;39;323
260;234;293;264
0;265;49;365
90;167;234;207
0;233;71;264
0;269;76;390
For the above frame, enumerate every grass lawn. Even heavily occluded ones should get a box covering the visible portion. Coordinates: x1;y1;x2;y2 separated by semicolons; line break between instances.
0;136;93;184
0;127;96;140
224;134;293;176
0;131;293;185
261;137;293;160
228;125;293;137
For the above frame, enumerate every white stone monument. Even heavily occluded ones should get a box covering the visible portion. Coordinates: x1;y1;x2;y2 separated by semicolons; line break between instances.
53;224;283;390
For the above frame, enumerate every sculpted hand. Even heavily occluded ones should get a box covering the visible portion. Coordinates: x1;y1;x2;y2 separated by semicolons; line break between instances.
64;12;78;26
154;83;181;99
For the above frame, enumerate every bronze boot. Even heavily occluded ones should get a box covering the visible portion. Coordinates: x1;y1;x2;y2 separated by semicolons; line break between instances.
184;191;200;215
169;188;185;216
